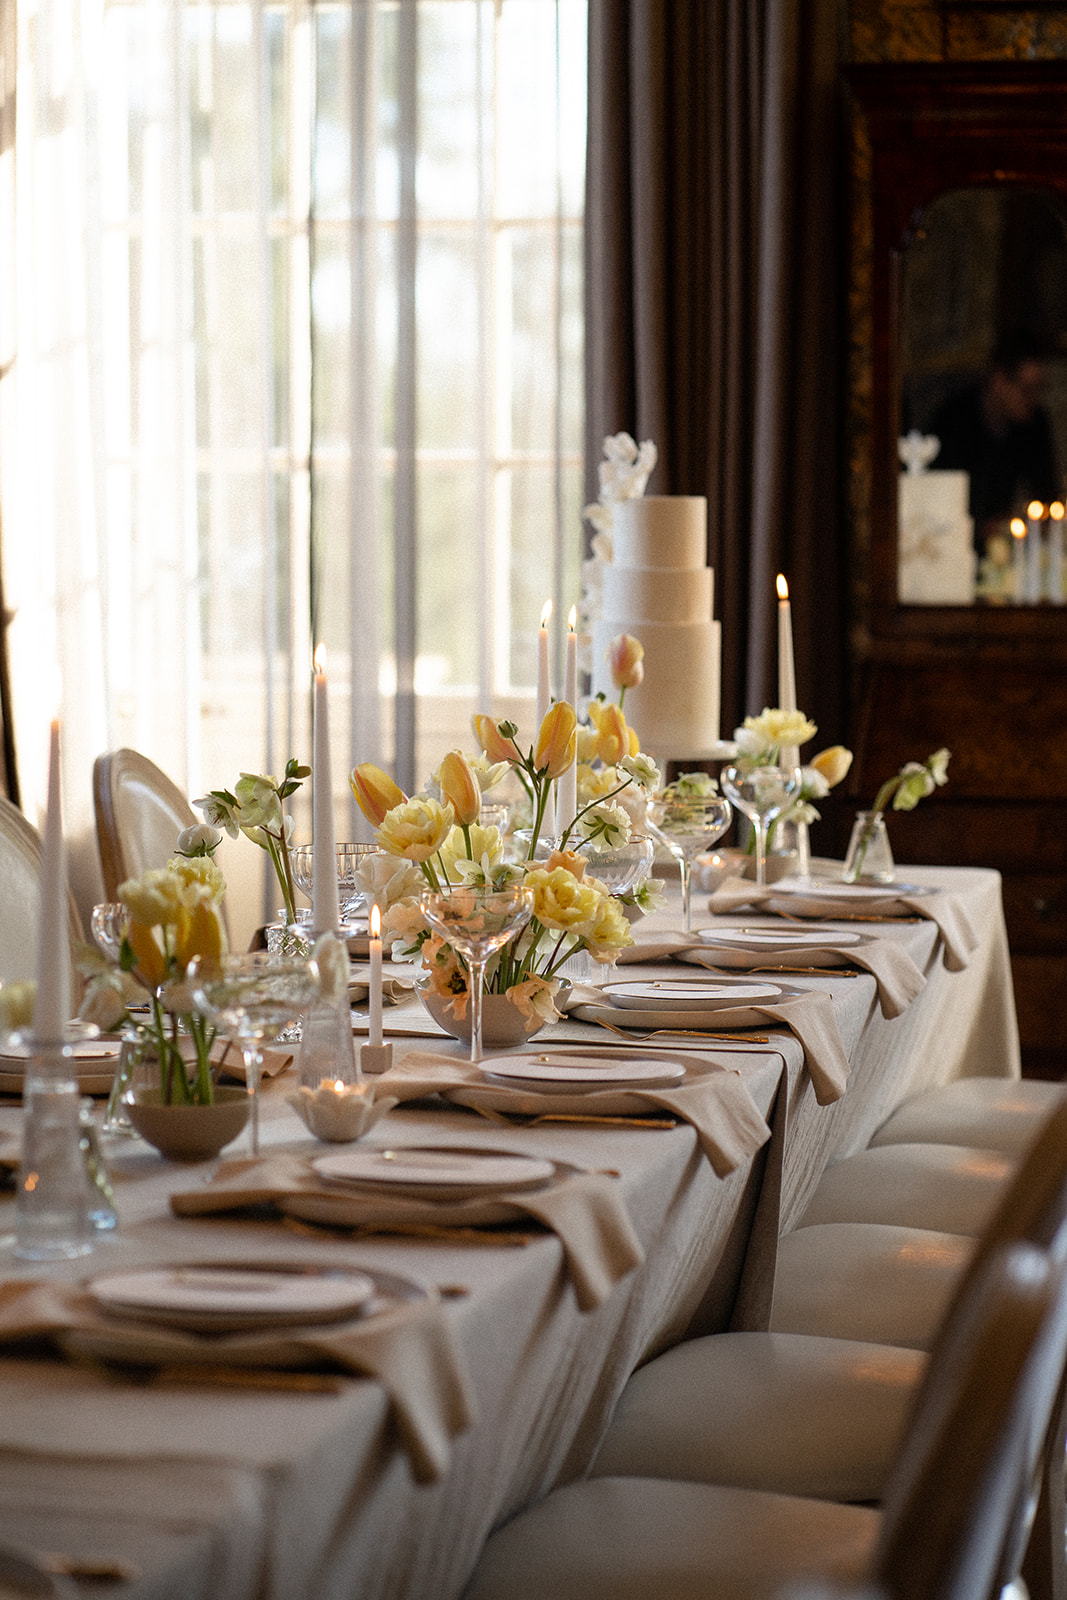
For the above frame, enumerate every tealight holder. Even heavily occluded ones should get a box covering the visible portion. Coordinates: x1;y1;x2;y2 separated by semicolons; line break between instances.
286;1078;397;1143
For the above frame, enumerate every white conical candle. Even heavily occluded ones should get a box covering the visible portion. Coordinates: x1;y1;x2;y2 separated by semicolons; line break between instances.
33;718;70;1046
312;646;342;934
556;606;578;836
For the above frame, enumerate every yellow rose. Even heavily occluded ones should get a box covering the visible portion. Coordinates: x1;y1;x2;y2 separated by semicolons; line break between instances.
743;708;817;750
118;867;186;928
523;865;600;932
376;796;454;861
167;854;226;904
575;726;599;764
584;893;635;961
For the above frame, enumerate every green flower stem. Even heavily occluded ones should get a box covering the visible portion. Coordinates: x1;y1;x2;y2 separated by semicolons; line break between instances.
460;823;473;864
559;775;636;852
872;776;901;814
420;857;442;891
528;779;551;858
846;811;882;884
265;834;298;925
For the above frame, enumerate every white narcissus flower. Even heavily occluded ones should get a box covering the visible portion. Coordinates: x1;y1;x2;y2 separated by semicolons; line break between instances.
578;802;632;849
620;751;661;792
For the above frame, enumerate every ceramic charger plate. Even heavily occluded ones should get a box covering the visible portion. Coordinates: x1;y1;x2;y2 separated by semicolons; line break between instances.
88;1264;377;1332
482;1052;687;1092
314;1145;556;1200
600;979;783;1012
0;1038;121;1096
769;879;935;899
697;927;862;950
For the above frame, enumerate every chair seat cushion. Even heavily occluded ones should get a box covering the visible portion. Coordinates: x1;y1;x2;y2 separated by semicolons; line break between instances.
796;1142;1014;1234
462;1475;878;1600
870;1078;1064;1155
591;1330;924;1501
770;1222;975;1348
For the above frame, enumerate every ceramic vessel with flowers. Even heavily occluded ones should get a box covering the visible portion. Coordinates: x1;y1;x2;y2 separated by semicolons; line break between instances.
349;697;660;1042
77;829;228;1108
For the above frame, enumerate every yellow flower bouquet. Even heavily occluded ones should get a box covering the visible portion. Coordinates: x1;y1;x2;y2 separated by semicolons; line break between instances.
349;702;659;1030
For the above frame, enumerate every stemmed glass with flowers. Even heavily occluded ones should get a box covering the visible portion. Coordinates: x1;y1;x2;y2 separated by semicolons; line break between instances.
188;950;319;1154
418;884;534;1063
720;764;800;888
647;785;732;933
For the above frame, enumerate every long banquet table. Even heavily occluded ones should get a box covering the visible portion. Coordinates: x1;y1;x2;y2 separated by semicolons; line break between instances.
0;865;1021;1600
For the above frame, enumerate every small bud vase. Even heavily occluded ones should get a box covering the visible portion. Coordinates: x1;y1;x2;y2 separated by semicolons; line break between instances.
842;810;895;884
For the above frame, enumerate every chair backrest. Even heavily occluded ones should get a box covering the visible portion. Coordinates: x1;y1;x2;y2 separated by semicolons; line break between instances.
93;749;197;897
875;1241;1067;1600
0;794;84;986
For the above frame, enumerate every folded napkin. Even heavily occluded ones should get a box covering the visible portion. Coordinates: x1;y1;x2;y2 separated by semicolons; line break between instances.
348;975;413;1004
707;878;980;972
380;1045;772;1177
167;1037;293;1084
0;1273;474;1483
171;1150;643;1314
558;985;848;1107
614;930;924;1020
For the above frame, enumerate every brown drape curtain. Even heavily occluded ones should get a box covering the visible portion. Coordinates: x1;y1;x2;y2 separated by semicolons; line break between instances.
585;0;845;746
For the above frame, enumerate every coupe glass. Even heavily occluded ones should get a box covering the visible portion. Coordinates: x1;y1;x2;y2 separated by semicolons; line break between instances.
188;951;319;1155
647;795;732;933
720;765;801;888
575;834;656;897
91;902;129;960
289;842;378;929
419;884;534;1063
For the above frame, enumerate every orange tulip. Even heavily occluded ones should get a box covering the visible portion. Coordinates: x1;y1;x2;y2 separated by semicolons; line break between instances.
605;632;644;691
350;762;406;827
438;750;481;826
534;701;578;780
472;713;520;766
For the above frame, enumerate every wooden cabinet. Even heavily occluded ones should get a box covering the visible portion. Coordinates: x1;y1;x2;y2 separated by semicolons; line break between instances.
845;64;1067;1076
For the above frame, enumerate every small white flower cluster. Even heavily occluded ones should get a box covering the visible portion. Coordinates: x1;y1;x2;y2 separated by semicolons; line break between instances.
579;432;657;672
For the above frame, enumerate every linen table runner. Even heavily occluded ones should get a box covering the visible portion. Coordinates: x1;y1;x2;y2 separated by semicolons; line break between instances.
0;1273;473;1483
171;1150;643;1314
707;877;980;971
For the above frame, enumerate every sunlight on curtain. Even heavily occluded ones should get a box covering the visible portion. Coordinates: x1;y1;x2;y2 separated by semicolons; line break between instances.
0;0;585;944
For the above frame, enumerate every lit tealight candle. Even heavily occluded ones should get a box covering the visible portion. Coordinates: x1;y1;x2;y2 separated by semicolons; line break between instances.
369;903;383;1048
287;1078;386;1142
34;716;70;1048
1011;517;1027;603
312;645;342;935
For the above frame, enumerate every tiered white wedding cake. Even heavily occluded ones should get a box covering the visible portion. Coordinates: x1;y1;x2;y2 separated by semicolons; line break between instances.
897;470;976;605
591;495;721;758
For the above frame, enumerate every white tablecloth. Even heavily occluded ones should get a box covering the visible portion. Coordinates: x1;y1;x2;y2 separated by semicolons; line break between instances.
0;865;1019;1600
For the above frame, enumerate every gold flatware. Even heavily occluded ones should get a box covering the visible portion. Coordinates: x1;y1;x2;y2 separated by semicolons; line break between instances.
589;1017;770;1044
151;1365;347;1394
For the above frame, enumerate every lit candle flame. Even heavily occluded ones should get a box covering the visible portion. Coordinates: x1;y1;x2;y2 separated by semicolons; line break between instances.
334;1079;345;1093
540;600;553;628
567;604;577;631
1011;518;1027;540
776;574;789;601
370;903;381;938
314;642;327;676
1028;501;1046;521
1051;502;1065;521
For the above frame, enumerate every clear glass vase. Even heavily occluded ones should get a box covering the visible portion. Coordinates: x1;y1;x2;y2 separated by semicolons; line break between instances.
842;810;895;884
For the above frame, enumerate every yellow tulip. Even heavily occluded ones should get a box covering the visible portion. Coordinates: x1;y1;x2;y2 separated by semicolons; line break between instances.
534;702;578;780
472;713;519;766
588;699;628;766
810;745;853;789
438;750;481;826
174;897;225;970
350;762;407;827
126;919;167;990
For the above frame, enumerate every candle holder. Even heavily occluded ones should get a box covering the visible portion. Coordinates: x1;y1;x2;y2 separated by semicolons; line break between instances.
286;1079;396;1143
15;1042;94;1260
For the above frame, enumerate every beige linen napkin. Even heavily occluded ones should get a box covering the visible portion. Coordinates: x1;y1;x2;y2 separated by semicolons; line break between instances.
558;987;848;1108
707;877;980;972
614;930;925;1020
170;1150;643;1314
381;1046;773;1178
0;1274;473;1483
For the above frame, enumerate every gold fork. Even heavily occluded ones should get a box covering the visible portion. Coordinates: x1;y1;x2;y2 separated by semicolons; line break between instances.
589;1016;770;1044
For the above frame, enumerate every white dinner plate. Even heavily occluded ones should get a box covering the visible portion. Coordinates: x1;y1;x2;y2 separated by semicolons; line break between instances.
482;1053;686;1091
0;1038;122;1096
88;1265;375;1329
314;1146;555;1197
697;927;862;950
770;880;934;899
601;979;782;1011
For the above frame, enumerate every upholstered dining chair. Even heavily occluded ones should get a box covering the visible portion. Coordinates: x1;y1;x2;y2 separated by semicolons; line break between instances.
93;748;198;897
0;792;84;986
461;1242;1067;1600
590;1093;1067;1597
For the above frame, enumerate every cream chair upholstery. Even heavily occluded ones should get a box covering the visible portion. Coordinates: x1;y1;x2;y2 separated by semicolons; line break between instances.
462;1244;1067;1600
0;793;83;986
592;1093;1067;1554
868;1076;1064;1155
93;748;198;896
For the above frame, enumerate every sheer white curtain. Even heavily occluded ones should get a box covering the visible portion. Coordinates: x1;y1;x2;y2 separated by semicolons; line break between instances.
0;0;585;944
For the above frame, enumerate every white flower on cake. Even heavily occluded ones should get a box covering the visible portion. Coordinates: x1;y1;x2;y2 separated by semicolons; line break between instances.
582;433;658;535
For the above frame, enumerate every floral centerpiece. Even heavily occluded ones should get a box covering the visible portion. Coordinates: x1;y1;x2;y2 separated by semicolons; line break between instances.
77;831;228;1105
349;702;660;1034
194;758;310;928
732;708;852;853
